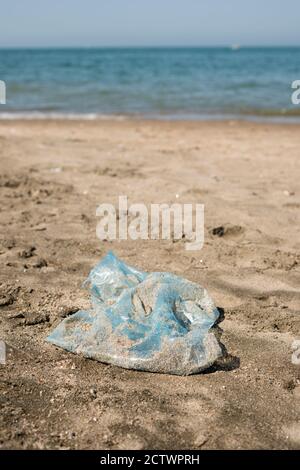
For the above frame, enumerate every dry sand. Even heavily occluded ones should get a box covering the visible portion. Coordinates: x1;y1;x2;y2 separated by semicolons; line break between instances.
0;119;299;449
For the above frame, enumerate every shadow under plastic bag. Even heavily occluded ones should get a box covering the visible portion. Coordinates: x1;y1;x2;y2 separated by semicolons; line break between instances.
202;307;240;374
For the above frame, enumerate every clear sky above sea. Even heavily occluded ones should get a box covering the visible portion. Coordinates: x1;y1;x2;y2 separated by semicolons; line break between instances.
0;0;300;48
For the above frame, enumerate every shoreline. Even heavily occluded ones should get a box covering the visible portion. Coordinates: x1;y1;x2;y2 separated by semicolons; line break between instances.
1;115;300;125
1;116;300;128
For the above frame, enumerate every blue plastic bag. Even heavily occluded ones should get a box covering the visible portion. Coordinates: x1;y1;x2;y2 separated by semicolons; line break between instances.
47;251;222;375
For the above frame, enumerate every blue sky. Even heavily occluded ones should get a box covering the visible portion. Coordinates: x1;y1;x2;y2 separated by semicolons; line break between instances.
1;0;300;47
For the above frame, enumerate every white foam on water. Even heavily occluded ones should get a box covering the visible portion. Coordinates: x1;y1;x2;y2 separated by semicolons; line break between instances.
0;112;127;121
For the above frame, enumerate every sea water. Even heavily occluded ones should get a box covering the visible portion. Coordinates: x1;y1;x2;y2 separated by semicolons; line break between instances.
0;47;299;121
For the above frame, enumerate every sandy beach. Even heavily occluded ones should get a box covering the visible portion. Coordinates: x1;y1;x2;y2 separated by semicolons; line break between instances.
0;118;300;449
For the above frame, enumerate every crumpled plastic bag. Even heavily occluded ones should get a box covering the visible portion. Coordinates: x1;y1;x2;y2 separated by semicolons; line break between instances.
47;251;222;375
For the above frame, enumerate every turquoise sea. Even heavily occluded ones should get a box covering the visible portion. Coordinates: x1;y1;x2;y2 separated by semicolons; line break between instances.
0;47;300;120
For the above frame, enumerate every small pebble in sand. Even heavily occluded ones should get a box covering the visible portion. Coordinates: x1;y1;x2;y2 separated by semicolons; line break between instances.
19;246;36;258
49;167;62;173
32;258;47;268
89;387;97;399
283;190;295;196
33;223;47;231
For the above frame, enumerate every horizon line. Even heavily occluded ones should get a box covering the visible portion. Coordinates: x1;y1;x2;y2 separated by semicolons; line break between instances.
1;44;300;50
